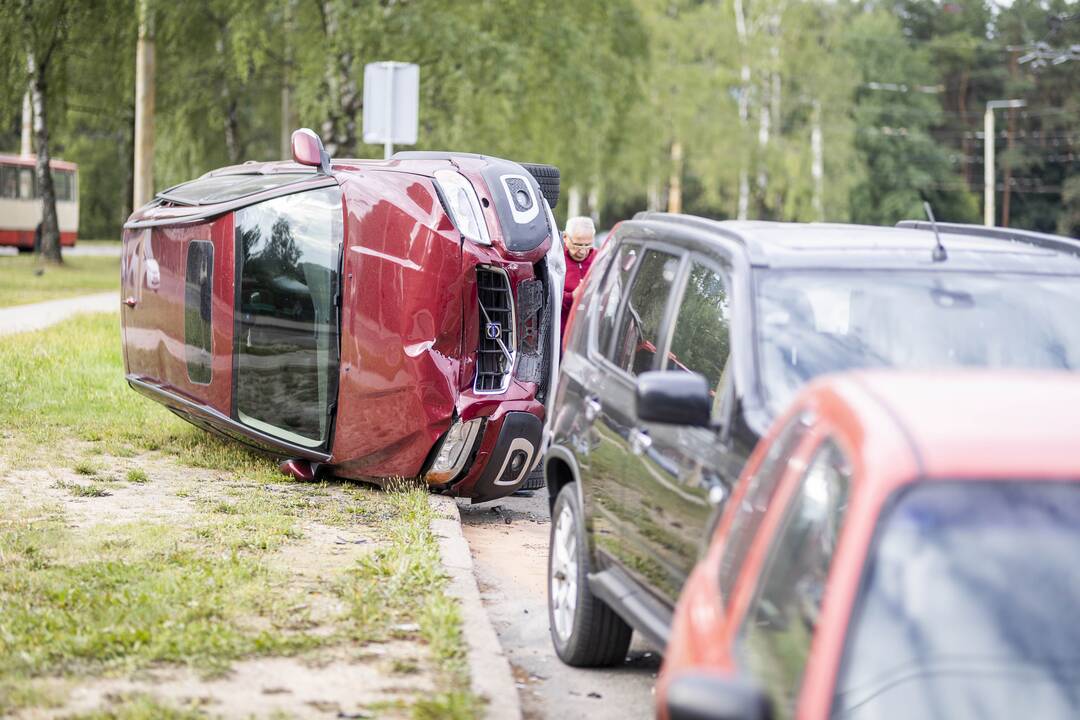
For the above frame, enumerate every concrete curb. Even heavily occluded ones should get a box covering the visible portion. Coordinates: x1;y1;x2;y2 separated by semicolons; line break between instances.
0;291;118;337
429;494;523;720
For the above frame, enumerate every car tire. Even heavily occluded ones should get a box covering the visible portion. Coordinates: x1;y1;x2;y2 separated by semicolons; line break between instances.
522;464;545;490
548;483;632;667
520;162;560;210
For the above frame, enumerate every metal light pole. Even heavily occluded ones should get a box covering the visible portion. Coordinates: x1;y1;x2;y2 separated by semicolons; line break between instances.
983;99;1026;227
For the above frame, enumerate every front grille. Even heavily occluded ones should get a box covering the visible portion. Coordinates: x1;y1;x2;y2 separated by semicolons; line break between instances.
475;267;515;393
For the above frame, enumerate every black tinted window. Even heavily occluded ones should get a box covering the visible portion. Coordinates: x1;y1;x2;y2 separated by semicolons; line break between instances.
184;241;214;384
235;187;342;447
595;242;639;356
833;483;1080;720
667;262;731;390
743;440;850;720
611;249;679;375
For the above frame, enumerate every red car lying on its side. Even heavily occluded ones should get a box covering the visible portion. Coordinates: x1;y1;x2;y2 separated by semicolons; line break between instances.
120;129;565;502
659;371;1080;720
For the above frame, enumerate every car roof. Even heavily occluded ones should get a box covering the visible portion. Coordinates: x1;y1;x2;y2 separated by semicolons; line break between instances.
811;370;1080;484
625;213;1080;273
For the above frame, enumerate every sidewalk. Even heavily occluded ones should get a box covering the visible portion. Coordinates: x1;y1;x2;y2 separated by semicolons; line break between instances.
0;291;118;337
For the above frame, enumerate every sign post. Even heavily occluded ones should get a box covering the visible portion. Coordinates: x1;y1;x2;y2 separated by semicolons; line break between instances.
363;62;419;159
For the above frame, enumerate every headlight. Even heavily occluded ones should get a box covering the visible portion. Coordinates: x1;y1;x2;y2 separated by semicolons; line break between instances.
424;417;484;485
434;169;491;246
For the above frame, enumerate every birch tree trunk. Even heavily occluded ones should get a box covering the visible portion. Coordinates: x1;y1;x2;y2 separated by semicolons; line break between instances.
811;100;824;221
21;91;33;157
27;50;62;264
734;0;751;220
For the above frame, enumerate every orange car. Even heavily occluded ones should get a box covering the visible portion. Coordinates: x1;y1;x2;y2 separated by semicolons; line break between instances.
658;371;1080;720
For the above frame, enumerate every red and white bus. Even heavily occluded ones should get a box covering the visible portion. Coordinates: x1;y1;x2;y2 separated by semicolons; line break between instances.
0;154;79;252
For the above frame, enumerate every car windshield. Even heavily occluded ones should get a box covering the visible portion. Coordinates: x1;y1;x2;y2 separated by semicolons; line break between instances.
756;270;1080;414
832;482;1080;720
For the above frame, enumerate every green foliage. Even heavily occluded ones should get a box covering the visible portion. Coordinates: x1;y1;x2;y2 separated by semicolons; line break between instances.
0;0;1074;236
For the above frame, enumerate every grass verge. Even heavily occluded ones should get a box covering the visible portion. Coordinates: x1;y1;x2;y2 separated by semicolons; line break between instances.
0;253;119;308
0;312;478;718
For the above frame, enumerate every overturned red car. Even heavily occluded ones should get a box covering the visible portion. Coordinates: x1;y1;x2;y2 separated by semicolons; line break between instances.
120;129;565;502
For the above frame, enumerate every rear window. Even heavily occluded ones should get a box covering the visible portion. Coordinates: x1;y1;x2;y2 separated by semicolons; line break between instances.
158;173;314;206
185;241;214;384
833;482;1080;719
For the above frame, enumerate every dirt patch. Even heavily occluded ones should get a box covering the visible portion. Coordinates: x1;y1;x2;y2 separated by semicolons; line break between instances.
0;446;437;719
39;643;433;720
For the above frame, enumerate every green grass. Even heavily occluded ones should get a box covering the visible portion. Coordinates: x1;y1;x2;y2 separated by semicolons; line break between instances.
0;253;119;307
0;312;478;718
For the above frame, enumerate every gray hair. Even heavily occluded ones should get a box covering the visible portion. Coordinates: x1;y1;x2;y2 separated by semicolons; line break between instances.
564;216;596;237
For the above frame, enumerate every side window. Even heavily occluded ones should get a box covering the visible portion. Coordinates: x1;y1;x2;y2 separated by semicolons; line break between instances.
718;414;809;601
594;242;639;356
741;439;851;720
18;168;36;199
52;170;73;202
666;261;731;391
610;249;680;376
185;241;214;384
0;166;17;199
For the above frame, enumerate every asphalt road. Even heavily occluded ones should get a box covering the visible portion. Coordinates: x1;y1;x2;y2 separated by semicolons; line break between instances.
458;491;661;720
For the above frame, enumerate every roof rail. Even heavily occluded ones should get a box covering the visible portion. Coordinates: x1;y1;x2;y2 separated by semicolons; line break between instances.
897;220;1080;257
629;211;751;246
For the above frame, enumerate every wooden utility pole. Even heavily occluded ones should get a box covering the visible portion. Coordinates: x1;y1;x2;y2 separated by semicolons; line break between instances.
281;0;295;159
1002;51;1019;227
133;0;155;210
667;141;683;214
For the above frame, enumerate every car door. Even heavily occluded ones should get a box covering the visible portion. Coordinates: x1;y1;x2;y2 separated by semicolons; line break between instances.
737;437;853;720
627;255;746;604
591;244;684;579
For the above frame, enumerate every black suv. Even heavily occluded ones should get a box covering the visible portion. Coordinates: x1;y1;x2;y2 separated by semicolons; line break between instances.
544;213;1080;665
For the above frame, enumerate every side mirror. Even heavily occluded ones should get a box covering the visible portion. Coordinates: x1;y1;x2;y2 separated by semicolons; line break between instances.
636;371;712;427
290;128;331;174
666;673;772;720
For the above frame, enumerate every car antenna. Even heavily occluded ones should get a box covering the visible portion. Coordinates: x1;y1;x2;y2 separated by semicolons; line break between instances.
923;201;947;262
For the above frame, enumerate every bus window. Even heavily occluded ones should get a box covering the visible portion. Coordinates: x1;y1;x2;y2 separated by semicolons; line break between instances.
0;166;16;199
18;168;35;199
52;170;74;202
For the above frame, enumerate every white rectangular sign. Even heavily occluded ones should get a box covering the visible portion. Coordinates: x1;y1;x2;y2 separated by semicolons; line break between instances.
362;62;419;148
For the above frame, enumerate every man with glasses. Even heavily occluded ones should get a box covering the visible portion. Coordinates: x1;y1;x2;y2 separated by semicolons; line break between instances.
561;216;597;338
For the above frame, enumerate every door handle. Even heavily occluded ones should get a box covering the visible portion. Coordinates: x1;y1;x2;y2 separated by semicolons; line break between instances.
584;395;602;422
630;427;652;456
124;296;137;308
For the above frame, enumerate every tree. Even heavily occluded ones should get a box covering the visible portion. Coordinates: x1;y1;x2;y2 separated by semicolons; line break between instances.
1;1;89;263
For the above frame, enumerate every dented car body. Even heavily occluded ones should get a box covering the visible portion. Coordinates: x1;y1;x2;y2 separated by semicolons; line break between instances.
120;133;563;502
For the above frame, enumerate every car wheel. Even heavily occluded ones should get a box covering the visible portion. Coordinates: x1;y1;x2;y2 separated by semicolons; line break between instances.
548;483;632;667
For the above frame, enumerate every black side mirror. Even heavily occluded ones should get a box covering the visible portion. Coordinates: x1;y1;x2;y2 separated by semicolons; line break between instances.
667;673;773;720
636;371;712;427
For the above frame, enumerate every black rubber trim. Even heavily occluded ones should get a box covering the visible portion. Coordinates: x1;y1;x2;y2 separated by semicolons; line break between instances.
587;564;673;651
127;375;331;463
469;411;543;503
